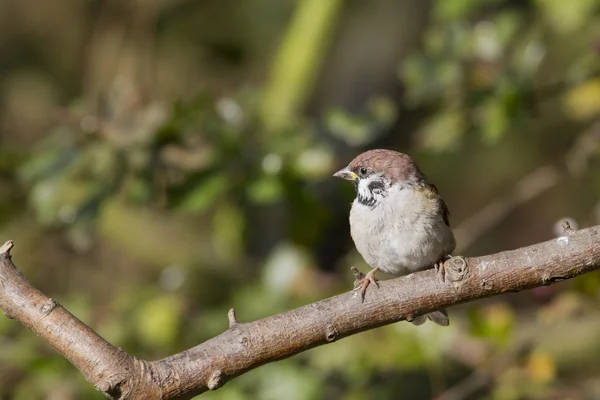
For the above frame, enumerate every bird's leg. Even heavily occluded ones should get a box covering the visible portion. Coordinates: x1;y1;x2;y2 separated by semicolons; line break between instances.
435;254;453;282
351;267;380;302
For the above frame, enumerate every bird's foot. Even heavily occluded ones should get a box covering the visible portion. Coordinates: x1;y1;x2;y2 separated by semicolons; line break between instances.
351;267;380;302
435;255;453;283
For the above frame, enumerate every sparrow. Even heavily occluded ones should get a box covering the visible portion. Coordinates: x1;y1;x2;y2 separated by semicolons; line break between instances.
334;149;455;326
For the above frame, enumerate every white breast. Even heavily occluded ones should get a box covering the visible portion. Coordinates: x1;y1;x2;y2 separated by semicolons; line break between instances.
349;184;455;276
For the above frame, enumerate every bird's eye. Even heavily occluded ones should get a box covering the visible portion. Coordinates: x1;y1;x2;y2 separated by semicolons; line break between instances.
358;167;369;177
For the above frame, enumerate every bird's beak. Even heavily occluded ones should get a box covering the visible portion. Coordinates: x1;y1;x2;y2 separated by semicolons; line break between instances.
333;167;358;181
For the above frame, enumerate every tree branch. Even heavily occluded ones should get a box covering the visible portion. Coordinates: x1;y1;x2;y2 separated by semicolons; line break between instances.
1;224;600;399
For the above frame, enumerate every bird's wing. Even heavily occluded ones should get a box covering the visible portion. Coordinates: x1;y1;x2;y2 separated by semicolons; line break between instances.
425;183;451;227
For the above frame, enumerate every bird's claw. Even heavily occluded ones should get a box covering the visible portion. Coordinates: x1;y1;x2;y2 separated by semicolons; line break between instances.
435;255;453;283
435;261;445;282
352;267;380;302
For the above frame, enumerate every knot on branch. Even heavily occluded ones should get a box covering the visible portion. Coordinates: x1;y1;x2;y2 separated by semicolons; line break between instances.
542;273;571;285
208;370;224;390
325;324;338;342
96;376;127;399
39;298;57;316
445;256;469;291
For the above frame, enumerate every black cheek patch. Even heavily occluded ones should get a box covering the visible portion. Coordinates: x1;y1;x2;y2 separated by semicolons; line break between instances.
356;179;386;208
367;180;386;193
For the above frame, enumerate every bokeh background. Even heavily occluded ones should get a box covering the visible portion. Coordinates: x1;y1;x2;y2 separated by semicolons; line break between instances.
1;0;600;399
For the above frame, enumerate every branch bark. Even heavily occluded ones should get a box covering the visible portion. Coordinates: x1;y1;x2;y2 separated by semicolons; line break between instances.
1;225;599;399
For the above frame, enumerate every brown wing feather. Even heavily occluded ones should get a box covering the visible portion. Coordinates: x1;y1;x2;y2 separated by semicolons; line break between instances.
425;183;451;227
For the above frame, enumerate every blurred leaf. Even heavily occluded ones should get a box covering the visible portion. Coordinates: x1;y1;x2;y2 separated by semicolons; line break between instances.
367;96;397;126
135;295;182;349
200;384;248;400
18;128;80;184
526;351;556;383
178;174;229;212
572;270;600;296
260;0;344;132
417;110;465;151
29;180;61;224
479;98;509;144
61;294;93;325
537;292;586;324
293;147;334;178
327;108;376;146
262;243;309;296
247;176;284;204
212;202;245;262
536;0;598;33
256;362;322;400
98;199;213;267
125;177;152;204
467;303;515;347
563;78;600;120
495;11;524;47
326;103;393;147
433;0;486;21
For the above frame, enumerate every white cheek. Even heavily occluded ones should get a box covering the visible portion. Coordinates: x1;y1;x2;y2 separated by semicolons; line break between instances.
357;179;372;199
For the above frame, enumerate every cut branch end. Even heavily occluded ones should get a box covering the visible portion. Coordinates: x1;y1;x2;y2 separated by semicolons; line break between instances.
0;240;14;256
228;308;238;328
562;220;575;235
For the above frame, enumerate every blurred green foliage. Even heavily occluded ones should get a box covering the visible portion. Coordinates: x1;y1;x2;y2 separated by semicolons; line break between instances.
2;0;600;399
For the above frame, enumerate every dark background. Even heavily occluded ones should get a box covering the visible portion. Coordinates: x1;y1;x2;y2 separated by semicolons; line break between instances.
1;0;600;399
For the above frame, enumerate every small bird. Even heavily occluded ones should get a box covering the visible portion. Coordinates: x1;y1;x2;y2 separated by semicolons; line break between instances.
334;149;455;326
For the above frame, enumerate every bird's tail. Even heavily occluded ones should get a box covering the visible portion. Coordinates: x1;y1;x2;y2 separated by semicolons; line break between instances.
411;309;449;327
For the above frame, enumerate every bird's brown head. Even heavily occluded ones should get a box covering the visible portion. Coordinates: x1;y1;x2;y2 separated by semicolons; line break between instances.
333;149;425;207
334;149;424;184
